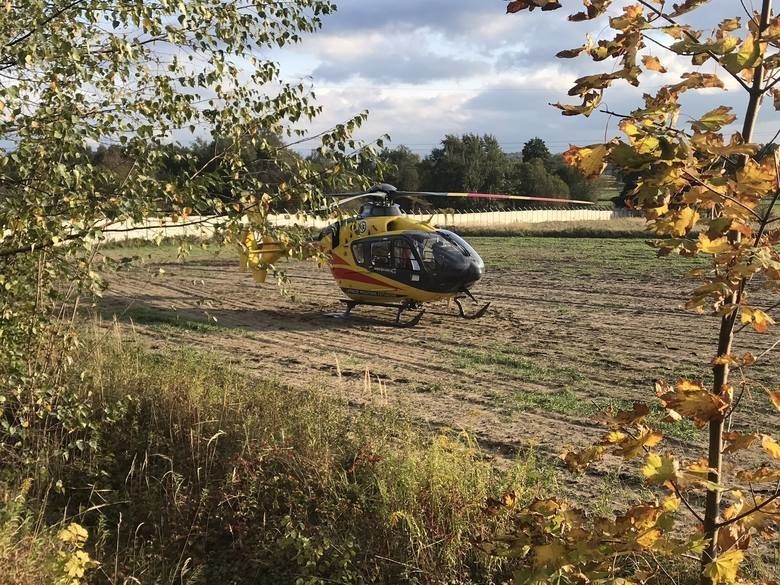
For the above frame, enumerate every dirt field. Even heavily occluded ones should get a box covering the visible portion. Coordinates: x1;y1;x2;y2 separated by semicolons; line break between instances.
101;237;780;497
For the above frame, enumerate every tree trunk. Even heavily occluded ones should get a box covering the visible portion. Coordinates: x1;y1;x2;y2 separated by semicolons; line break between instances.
699;1;772;581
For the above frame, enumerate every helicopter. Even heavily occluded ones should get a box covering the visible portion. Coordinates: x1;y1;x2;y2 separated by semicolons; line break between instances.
239;184;594;326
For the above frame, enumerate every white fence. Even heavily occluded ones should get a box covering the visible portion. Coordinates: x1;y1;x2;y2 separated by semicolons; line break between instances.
100;208;638;243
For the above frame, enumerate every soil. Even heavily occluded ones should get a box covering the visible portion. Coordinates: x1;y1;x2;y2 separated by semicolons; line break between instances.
100;240;780;505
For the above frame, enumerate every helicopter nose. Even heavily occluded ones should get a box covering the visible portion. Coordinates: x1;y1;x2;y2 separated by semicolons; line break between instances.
461;258;483;288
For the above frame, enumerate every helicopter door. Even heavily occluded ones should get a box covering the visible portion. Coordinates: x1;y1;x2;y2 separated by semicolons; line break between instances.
392;238;421;283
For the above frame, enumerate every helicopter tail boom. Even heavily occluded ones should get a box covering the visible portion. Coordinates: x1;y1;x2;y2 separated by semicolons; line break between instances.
238;230;285;283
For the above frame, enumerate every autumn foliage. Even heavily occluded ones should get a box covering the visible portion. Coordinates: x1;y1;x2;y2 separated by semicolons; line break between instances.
505;1;779;584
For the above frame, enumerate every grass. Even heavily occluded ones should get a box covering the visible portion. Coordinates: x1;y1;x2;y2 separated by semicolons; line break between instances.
454;346;584;385
468;235;707;279
452;217;649;238
1;326;558;584
119;305;243;334
452;346;698;441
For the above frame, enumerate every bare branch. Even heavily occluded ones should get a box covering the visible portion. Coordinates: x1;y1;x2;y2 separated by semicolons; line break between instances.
716;490;780;528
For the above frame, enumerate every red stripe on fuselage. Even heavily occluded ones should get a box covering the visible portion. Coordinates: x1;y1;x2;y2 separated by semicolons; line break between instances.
330;253;348;266
330;267;399;289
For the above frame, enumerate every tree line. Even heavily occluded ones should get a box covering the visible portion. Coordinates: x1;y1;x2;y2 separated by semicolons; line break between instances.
86;134;600;213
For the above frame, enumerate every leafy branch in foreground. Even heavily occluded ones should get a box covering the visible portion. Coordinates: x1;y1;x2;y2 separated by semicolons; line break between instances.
0;0;383;493
505;1;779;584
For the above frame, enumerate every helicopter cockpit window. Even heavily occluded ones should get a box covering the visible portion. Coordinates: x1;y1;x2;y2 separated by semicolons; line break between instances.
351;237;422;278
352;241;369;266
370;240;393;268
408;233;464;272
393;239;419;271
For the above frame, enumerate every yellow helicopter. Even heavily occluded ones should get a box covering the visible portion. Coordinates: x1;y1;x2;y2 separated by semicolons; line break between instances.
239;184;593;326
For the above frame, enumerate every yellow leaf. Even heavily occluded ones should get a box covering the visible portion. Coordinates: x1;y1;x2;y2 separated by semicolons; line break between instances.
691;106;737;132
642;453;679;484
698;234;732;254
615;427;663;459
702;549;744;584
636;527;663;548
740;306;775;333
58;523;88;546
672;207;700;236
561;445;604;472
642;55;667;73
761;435;780;460
533;542;566;568
562;143;609;177
769;390;780;411
601;430;627;444
657;379;730;428
736;466;780;483
722;34;761;75
736;159;775;197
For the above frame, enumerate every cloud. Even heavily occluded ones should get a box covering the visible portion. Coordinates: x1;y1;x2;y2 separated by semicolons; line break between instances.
312;48;488;83
277;0;777;156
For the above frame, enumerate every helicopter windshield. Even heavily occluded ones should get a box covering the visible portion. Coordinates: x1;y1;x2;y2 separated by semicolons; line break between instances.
407;232;465;272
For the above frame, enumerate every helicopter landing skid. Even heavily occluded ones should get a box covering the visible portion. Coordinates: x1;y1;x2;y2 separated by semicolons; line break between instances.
453;290;491;320
337;299;426;328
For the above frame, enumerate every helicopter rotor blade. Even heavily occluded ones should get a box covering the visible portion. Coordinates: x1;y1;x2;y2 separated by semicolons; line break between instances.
393;191;595;206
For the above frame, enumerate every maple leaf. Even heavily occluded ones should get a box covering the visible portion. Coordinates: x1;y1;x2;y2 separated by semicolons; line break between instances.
760;435;780;460
698;234;732;254
642;453;679;485
556;46;585;59
736;466;780;483
561;445;604;472
656;379;730;428
691;106;736;132
669;72;725;95
642;55;667;73
615;427;663;459
717;519;752;552
552;91;602;116
721;34;762;75
562;143;610;177
598;402;650;427
671;207;700;236
533;542;566;568
669;0;709;18
568;0;612;22
506;0;561;13
736;159;776;197
702;549;744;584
722;431;760;454
740;306;775;333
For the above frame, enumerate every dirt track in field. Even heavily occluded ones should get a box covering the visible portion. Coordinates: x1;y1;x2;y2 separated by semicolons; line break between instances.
100;242;780;500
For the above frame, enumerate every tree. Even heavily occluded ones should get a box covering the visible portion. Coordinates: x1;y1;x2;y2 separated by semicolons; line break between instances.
419;134;511;207
0;1;379;472
546;154;598;202
521;137;551;162
505;1;780;584
379;146;422;191
513;158;570;198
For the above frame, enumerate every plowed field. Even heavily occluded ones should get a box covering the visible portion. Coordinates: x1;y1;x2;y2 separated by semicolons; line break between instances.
102;237;780;489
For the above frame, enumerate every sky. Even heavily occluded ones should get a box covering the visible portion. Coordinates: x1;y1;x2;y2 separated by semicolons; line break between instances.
272;0;778;156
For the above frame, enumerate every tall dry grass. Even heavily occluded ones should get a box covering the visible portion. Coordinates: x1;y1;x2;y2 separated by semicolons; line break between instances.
1;324;555;584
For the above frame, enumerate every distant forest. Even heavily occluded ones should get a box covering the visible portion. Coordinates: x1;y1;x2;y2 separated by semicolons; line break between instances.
88;134;616;213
